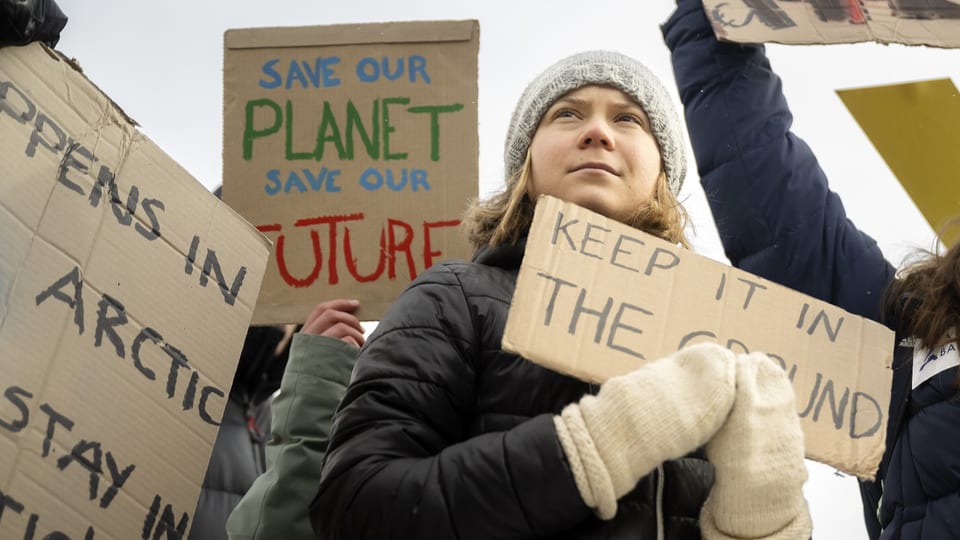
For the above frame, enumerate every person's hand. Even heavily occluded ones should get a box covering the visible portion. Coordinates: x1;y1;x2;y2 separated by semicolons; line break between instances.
700;352;811;540
300;299;365;348
553;342;737;519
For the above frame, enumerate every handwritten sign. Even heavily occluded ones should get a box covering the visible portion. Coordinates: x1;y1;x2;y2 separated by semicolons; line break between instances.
0;43;269;538
223;20;479;324
704;0;960;47
503;196;894;479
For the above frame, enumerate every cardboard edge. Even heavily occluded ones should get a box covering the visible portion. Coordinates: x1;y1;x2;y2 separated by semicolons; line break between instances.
224;19;479;50
33;43;142;127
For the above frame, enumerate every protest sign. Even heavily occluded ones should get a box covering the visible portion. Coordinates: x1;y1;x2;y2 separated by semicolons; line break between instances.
704;0;960;47
503;195;894;479
838;78;960;245
0;43;270;538
223;20;479;324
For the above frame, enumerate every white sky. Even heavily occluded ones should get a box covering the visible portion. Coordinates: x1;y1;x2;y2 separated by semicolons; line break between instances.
52;1;958;538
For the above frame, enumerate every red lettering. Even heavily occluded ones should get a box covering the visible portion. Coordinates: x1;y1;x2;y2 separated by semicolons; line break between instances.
296;213;364;285
423;220;460;269
387;219;416;280
275;229;322;287
345;228;386;282
263;213;455;288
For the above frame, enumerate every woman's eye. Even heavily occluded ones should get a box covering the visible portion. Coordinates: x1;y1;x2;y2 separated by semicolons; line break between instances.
617;113;643;125
554;109;578;119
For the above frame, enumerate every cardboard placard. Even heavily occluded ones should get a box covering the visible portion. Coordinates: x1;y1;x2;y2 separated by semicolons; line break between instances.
0;43;269;538
223;20;479;324
705;0;960;47
503;196;894;479
838;78;960;246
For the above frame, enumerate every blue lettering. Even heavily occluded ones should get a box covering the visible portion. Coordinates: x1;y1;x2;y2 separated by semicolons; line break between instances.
356;57;379;82
359;168;382;190
259;59;282;89
383;57;403;81
286;60;309;89
358;168;429;192
266;168;345;194
265;169;282;195
297;58;341;88
259;57;342;89
301;60;323;88
320;57;341;87
284;170;307;193
301;167;342;192
411;169;430;191
326;169;342;191
409;55;430;83
386;169;407;191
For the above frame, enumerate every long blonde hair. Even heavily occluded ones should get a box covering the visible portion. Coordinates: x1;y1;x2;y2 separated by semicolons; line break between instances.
462;151;690;251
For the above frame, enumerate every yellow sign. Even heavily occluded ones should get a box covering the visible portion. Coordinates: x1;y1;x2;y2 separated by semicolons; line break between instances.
838;78;960;245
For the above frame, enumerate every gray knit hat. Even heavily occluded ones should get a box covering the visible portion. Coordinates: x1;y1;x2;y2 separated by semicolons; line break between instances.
504;50;687;196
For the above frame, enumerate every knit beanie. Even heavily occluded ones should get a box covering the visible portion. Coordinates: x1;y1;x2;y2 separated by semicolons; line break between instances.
503;50;687;196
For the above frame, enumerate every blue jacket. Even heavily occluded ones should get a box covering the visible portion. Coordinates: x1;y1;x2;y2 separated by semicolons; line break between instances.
663;1;960;538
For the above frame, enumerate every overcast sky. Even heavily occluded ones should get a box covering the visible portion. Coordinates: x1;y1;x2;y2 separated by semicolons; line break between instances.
51;0;958;537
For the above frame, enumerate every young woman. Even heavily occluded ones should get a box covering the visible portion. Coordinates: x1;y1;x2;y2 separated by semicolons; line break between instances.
310;50;810;540
664;1;960;538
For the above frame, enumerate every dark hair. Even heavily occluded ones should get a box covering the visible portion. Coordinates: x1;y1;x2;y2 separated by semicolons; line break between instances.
885;219;960;388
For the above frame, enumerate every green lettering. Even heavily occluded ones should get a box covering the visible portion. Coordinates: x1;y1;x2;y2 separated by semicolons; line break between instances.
346;99;380;159
285;100;313;160
382;97;410;161
243;99;282;160
407;104;464;161
314;101;346;160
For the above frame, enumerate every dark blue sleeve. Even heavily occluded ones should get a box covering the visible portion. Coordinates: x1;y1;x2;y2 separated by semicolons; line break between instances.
662;0;895;323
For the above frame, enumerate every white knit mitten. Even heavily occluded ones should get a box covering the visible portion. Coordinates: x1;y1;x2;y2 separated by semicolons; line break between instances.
700;352;812;540
554;342;736;519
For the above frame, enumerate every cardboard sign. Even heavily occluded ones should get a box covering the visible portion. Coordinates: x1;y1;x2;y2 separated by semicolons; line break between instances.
503;196;894;479
223;20;479;324
0;43;269;538
705;0;960;47
838;78;960;246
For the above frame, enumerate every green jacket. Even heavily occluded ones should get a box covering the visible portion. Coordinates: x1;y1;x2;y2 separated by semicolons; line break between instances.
227;333;357;540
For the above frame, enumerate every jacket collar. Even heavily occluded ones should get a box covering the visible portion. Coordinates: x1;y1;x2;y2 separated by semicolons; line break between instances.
472;238;526;270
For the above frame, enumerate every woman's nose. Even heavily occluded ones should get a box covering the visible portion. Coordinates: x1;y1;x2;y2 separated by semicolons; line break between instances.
578;119;615;150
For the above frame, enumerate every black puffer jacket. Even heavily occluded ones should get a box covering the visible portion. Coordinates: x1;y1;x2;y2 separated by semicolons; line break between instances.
311;242;712;539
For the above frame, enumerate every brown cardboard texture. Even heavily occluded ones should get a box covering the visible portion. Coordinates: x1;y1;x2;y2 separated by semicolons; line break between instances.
223;20;479;324
705;0;960;47
0;43;270;538
503;196;894;479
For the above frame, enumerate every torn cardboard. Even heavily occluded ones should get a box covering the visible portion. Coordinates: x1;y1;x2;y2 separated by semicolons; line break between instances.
0;43;269;539
705;0;960;47
838;78;960;245
223;20;479;325
503;195;894;479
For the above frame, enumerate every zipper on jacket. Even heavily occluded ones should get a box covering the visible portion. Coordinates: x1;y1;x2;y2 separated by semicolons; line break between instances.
655;464;665;540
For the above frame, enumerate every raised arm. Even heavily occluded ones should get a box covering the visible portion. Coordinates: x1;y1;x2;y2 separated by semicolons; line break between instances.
662;0;895;322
